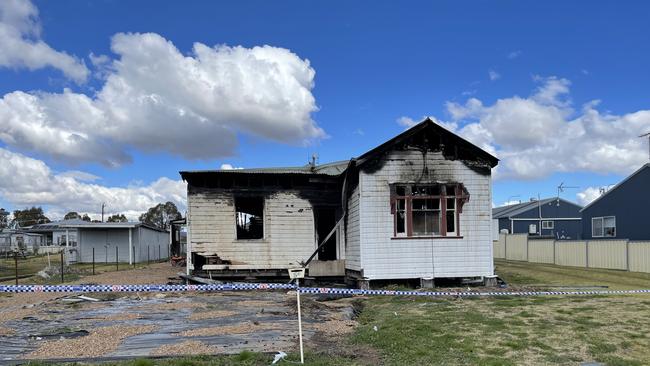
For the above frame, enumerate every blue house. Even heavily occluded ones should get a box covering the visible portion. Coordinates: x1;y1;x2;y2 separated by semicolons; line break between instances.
492;198;583;239
580;163;650;240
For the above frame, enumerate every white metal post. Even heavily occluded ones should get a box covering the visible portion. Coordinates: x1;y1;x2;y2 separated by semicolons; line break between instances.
296;277;304;364
65;229;70;265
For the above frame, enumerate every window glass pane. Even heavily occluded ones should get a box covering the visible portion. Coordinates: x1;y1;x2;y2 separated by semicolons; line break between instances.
395;199;406;234
412;199;425;210
426;199;439;210
604;217;616;237
412;211;425;234
446;210;455;234
447;198;455;210
396;210;405;233
429;211;441;234
413;211;440;235
592;218;603;237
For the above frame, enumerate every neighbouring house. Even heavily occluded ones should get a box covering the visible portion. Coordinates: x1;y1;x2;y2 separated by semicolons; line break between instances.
180;118;499;287
580;163;650;240
29;219;169;264
0;228;45;254
492;198;582;240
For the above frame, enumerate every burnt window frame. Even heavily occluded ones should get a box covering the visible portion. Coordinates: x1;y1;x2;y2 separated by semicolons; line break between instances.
390;183;469;239
234;196;265;240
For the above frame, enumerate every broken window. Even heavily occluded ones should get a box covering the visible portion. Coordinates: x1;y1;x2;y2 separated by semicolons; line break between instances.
391;183;468;238
235;197;264;239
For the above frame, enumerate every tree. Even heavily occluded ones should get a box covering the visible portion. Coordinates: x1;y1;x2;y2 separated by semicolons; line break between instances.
64;212;81;220
139;202;182;230
107;214;128;223
0;208;9;229
81;214;91;222
12;207;50;227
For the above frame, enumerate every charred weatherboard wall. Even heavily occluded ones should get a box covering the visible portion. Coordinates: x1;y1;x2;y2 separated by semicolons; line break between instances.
184;172;342;272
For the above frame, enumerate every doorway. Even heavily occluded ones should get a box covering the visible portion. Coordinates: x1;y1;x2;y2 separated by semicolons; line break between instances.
315;208;337;261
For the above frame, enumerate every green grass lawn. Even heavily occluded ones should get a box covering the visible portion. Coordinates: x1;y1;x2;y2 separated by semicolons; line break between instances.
0;253;58;280
19;261;650;365
495;259;650;290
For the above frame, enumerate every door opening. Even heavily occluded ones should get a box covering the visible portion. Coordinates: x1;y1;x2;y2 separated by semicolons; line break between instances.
315;208;337;261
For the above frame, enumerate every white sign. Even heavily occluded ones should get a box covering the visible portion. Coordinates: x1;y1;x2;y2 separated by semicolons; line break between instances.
288;268;305;279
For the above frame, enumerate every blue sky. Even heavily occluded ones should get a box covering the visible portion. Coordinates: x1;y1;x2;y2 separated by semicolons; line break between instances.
0;0;649;219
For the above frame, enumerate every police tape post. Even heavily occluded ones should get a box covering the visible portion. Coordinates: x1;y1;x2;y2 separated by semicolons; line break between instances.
288;268;306;365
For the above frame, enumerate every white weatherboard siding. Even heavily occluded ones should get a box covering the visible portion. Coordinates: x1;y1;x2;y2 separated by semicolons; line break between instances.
188;189;316;269
345;184;362;271
359;149;493;280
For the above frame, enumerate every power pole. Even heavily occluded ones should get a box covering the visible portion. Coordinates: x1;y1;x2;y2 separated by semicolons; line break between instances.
640;132;650;161
101;203;106;223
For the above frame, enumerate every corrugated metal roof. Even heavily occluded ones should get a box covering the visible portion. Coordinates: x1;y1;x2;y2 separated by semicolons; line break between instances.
180;160;349;177
492;197;582;218
30;220;168;232
492;198;555;219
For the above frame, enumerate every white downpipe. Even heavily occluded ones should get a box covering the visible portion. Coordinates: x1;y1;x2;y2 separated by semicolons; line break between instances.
128;228;133;265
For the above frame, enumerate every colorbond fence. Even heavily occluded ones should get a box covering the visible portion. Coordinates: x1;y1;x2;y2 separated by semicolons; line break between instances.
493;234;650;274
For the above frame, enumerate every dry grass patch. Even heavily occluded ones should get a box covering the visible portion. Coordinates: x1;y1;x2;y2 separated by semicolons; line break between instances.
150;340;221;356
180;321;280;337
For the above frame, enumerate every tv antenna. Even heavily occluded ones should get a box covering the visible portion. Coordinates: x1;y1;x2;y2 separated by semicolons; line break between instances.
556;182;578;206
506;195;521;204
640;132;650;161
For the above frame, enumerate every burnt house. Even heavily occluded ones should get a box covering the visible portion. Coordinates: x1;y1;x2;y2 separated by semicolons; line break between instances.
180;118;499;286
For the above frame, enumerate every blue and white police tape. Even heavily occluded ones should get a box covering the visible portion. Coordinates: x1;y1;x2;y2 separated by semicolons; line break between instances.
0;283;295;293
1;283;649;297
298;287;650;297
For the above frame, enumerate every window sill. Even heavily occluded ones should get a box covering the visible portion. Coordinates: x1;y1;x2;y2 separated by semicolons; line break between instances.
391;236;464;240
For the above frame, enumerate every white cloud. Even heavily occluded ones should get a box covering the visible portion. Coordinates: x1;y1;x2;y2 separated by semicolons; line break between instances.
219;163;243;170
0;0;88;82
0;32;325;167
488;69;501;81
396;116;418;128
0;147;186;221
500;200;522;206
576;187;603;206
507;50;522;59
445;76;650;180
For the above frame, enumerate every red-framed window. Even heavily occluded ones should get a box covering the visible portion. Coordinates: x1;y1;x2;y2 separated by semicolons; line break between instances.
390;183;469;238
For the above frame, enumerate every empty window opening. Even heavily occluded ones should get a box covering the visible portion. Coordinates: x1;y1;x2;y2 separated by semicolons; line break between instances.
235;197;264;239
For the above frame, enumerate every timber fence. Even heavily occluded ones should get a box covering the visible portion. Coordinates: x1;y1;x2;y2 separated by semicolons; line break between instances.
493;233;650;273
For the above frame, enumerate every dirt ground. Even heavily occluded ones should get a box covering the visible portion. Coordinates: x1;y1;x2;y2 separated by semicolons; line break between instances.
0;263;357;362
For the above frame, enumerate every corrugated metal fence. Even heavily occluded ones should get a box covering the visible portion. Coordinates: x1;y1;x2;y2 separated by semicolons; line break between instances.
493;233;650;273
